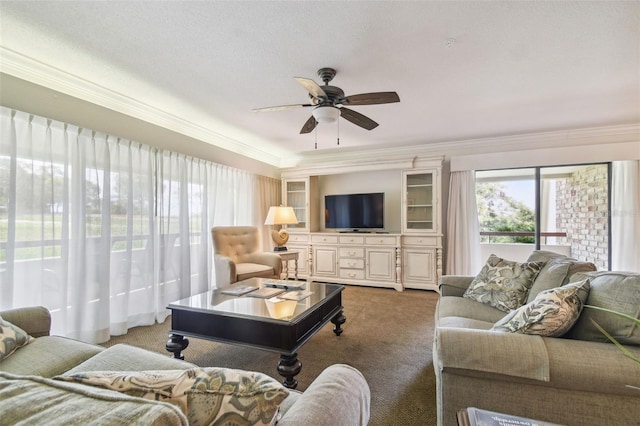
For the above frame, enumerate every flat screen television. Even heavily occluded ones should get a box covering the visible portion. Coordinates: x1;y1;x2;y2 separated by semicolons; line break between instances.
324;192;384;230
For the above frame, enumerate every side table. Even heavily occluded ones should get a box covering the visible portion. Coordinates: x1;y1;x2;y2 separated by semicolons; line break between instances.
272;250;299;280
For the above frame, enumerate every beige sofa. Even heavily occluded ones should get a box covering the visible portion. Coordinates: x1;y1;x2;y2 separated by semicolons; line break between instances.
0;306;370;425
433;250;640;426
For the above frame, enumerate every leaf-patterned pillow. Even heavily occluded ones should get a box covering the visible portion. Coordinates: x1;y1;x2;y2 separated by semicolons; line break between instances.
463;254;544;313
0;315;35;361
491;278;590;336
56;367;289;426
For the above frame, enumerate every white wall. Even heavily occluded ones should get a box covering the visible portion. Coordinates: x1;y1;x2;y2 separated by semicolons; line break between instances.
317;170;402;232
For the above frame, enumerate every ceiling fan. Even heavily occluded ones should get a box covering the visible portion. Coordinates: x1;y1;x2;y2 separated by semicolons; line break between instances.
253;67;400;134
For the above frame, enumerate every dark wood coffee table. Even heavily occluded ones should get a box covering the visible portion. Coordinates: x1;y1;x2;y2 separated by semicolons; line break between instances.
165;278;345;389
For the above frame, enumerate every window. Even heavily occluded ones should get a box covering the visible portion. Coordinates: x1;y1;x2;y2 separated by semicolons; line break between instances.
476;163;611;269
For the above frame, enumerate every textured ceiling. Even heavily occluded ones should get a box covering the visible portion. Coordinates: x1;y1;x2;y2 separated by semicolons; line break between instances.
1;1;639;165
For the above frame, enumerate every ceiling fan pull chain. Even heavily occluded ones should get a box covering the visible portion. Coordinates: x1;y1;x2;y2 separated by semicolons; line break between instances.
337;118;340;146
314;126;318;150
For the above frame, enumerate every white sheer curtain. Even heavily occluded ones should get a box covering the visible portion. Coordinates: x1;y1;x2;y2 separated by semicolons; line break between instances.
0;107;278;343
612;160;640;272
446;170;482;275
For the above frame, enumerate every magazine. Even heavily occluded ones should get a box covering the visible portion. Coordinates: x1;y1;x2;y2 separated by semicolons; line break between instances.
458;407;564;426
220;285;258;296
245;287;286;298
279;290;313;301
262;279;306;289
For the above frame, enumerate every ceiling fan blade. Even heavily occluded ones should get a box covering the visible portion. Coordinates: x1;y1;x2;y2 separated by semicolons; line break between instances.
252;104;312;112
295;77;327;99
300;115;318;134
344;92;400;106
340;107;379;130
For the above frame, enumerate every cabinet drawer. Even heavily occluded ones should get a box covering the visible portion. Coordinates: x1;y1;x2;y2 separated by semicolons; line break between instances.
403;236;438;246
339;258;364;269
288;234;309;243
339;247;365;258
365;236;397;246
339;235;365;245
311;235;338;244
339;269;365;280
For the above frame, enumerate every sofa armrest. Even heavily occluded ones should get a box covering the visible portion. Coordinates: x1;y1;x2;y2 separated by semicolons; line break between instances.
245;252;283;276
438;275;475;297
214;254;236;287
278;364;370;426
0;306;51;337
435;327;550;382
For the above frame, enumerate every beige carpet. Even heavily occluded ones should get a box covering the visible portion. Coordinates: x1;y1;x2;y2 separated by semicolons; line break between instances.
103;285;440;426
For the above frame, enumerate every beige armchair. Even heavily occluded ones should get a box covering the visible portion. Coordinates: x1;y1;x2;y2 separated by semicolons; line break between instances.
211;226;282;287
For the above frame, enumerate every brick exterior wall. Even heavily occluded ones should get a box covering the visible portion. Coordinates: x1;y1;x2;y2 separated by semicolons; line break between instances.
555;164;609;269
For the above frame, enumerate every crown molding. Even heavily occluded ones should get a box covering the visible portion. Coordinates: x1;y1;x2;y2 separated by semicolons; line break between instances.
285;123;639;168
0;47;285;167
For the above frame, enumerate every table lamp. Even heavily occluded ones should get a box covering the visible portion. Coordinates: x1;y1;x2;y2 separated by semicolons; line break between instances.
264;206;299;251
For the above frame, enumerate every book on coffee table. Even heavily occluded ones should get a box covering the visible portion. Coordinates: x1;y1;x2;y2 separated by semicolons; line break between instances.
220;285;258;296
262;279;306;289
245;287;285;298
279;290;313;301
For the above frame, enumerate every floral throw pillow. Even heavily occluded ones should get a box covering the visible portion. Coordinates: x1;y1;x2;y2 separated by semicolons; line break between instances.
463;254;544;313
491;278;590;336
0;315;35;361
56;367;289;426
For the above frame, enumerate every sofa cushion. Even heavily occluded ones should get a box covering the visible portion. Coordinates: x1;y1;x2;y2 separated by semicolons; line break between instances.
567;271;640;345
463;254;544;313
0;315;34;362
526;251;596;303
56;367;289;426
437;296;507;324
63;343;195;375
492;279;590;337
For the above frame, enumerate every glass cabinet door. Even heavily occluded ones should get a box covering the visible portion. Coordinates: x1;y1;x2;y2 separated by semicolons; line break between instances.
285;179;307;230
403;170;437;233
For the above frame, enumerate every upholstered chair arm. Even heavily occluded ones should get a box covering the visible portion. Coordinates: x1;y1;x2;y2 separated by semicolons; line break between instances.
438;275;475;297
278;364;370;426
245;252;283;276
0;306;51;337
214;254;237;287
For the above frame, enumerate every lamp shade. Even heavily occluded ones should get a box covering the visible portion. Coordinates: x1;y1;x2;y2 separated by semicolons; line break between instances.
312;106;340;123
264;206;299;226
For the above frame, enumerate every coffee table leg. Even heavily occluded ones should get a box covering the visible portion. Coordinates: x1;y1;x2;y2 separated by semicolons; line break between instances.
331;310;346;336
166;333;189;359
277;353;302;389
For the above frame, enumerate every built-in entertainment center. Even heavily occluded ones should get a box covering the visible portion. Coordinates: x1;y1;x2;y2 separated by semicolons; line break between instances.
280;155;443;292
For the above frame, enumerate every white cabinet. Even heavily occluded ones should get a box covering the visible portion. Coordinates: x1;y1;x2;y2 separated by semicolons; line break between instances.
312;246;338;278
309;232;402;291
402;169;440;234
283;177;318;233
286;233;310;278
402;235;442;291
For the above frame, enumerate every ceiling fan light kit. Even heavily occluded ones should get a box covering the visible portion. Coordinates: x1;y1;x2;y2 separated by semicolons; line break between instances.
254;67;400;136
312;105;340;123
